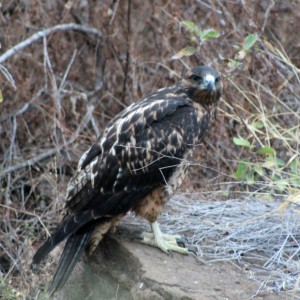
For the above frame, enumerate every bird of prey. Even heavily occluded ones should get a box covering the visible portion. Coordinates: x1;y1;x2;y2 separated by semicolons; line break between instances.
32;65;222;295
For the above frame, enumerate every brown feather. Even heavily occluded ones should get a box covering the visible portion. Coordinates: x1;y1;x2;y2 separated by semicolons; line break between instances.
31;65;223;295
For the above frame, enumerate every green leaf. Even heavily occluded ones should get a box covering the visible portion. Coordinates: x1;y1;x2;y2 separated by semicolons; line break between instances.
227;59;241;69
273;179;289;192
200;28;220;42
290;159;300;175
246;175;254;184
263;157;276;169
191;36;198;43
0;89;3;103
257;146;276;156
181;20;200;36
253;165;264;176
290;175;300;187
263;156;284;168
271;173;281;181
233;161;248;180
276;157;285;167
233;137;251;148
252;121;264;129
242;33;258;51
171;47;197;60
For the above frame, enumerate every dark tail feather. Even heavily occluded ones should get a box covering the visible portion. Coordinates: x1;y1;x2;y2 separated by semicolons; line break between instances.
31;212;94;269
32;194;127;269
47;231;92;296
31;238;61;268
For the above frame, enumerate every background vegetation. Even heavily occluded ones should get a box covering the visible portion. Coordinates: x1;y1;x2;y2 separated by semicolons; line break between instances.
0;0;299;298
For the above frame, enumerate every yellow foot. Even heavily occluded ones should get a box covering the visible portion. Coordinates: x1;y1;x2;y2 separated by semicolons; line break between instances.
138;222;189;255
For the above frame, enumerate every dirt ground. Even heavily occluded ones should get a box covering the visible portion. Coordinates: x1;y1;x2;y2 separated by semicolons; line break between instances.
47;229;292;300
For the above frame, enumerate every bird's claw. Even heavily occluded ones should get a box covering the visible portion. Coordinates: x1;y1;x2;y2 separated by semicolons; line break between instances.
175;237;188;248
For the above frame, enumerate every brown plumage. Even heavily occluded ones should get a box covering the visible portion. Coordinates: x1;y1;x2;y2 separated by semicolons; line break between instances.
32;65;222;295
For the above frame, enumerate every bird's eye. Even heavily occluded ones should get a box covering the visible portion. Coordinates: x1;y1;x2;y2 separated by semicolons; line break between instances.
215;76;220;83
190;75;202;82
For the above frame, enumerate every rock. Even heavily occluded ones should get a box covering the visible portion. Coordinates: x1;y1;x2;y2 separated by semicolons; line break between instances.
54;227;287;300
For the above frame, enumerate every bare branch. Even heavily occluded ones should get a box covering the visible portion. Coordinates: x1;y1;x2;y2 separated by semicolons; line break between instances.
0;64;16;89
109;0;121;25
122;0;132;102
0;148;59;178
262;0;275;32
0;23;102;64
0;106;94;178
58;49;78;95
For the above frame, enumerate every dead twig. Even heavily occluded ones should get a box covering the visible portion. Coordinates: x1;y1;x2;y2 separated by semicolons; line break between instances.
0;23;102;64
58;49;78;96
0;106;95;178
0;64;16;89
0;148;59;178
122;0;132;103
261;0;275;32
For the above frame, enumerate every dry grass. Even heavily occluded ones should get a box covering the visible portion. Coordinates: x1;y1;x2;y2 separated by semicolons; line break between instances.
0;0;299;299
167;195;300;298
122;194;300;298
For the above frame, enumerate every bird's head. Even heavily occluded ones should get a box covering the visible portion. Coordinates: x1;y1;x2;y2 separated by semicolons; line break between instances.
178;66;222;106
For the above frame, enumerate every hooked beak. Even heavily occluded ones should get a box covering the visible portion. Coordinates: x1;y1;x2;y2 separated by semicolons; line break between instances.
202;74;216;92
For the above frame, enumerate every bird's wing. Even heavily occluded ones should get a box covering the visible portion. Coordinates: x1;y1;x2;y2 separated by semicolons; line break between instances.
32;93;205;266
66;93;201;212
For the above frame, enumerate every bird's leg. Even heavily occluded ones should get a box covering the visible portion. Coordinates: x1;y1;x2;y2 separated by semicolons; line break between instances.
139;221;189;254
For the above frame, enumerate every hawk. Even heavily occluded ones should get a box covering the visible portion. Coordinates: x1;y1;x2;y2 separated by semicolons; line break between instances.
32;65;222;295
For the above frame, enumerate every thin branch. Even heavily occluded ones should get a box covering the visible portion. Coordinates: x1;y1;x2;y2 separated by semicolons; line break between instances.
5;116;17;205
222;83;250;134
59;49;79;160
0;148;59;178
122;0;132;103
43;34;60;120
87;104;100;137
109;0;121;25
0;23;102;64
0;203;51;238
0;88;45;123
0;107;94;178
58;49;78;95
262;0;275;32
0;64;16;89
195;0;222;14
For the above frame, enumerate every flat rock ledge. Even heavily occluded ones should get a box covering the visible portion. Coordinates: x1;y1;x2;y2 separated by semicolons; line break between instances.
54;228;285;300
